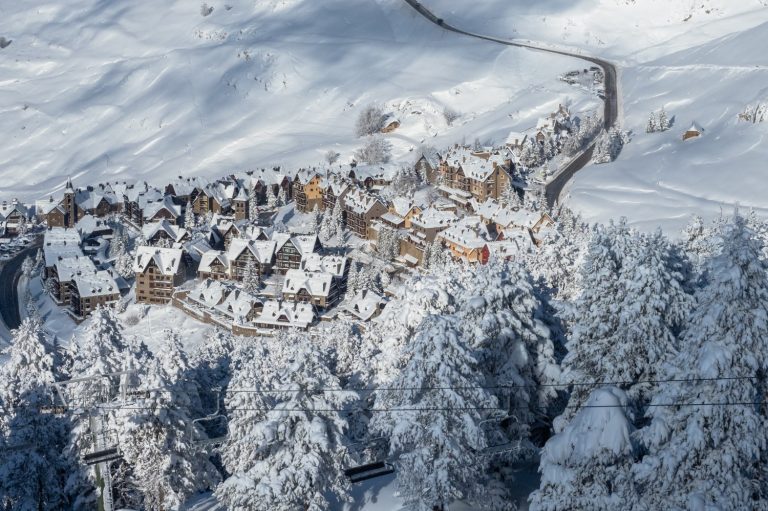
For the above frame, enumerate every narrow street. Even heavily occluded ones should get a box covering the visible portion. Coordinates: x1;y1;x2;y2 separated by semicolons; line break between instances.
0;242;41;333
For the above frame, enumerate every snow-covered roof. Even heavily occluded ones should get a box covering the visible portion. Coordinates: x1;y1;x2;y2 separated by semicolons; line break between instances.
505;131;528;147
410;207;457;230
273;233;321;256
188;279;229;308
489;230;534;259
300;253;347;277
168;176;209;197
352;163;400;182
214;288;263;322
342;189;384;215
75;215;112;237
43;228;84;266
183;237;214;262
198;250;229;273
686;121;704;133
344;289;386;321
472;198;544;230
55;255;96;282
142;195;181;221
72;269;119;299
133;246;183;275
443;147;510;182
438;216;493;249
133;187;164;208
240;167;288;187
283;269;334;298
254;300;315;329
380;212;405;226
0;200;33;221
389;196;424;217
320;174;352;197
36;197;60;216
74;188;118;210
142;219;188;243
226;238;277;264
295;168;322;185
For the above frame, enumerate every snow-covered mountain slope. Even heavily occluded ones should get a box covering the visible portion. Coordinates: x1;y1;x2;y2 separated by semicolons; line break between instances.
0;0;596;201
431;0;768;233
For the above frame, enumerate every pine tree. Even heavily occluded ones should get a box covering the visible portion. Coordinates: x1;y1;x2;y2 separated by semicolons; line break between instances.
216;342;356;510
308;204;321;232
0;319;75;511
276;185;286;207
371;315;501;510
633;214;768;509
530;387;637;511
184;199;195;229
116;330;219;509
248;190;260;224
658;107;669;131
427;239;448;269
331;199;344;241
21;255;34;278
266;186;278;209
460;261;560;444
241;256;260;295
645;112;658;133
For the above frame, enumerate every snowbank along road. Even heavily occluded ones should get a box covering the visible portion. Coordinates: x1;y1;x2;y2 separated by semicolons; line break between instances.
0;242;40;332
402;0;620;207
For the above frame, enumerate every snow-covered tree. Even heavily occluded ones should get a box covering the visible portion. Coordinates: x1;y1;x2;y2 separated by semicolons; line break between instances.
325;150;340;165
116;329;219;510
646;112;658;133
376;226;400;260
276;185;286;207
184;199;195;229
371;315;503;510
216;342;356;510
633;213;768;509
355;103;385;136
426;239;449;269
593;128;628;164
530;387;637;511
266;186;278;209
21;255;34;278
559;222;692;424
248;190;260;224
658;107;669;131
34;248;44;271
0;319;75;511
308;204;321;232
355;135;392;164
241;256;260;295
345;261;360;297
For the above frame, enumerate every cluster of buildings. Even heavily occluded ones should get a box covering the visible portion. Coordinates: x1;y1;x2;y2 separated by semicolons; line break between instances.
42;227;125;319
7;137;557;329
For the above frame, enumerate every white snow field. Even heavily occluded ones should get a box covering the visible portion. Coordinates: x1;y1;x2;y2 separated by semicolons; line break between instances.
0;0;596;202
430;0;768;233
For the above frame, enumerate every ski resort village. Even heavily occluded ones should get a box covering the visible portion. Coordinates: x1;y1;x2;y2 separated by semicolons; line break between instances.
2;0;768;510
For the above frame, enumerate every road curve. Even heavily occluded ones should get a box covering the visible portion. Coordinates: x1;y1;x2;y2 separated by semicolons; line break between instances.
401;0;619;207
0;243;40;332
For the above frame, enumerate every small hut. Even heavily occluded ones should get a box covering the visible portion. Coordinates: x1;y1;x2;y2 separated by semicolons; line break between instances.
682;122;704;141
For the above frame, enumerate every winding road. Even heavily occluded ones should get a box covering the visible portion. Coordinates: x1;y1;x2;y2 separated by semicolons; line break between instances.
402;0;619;207
0;242;40;334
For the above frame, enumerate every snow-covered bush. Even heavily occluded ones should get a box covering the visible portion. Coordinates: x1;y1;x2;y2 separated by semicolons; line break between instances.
355;135;392;164
443;106;460;125
355;103;385;136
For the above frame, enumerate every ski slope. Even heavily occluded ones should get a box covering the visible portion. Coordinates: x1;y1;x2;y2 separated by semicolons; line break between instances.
429;0;768;234
0;0;597;202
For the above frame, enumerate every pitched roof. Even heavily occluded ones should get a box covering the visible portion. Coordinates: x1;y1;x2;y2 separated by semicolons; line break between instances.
142;219;188;243
300;253;347;277
226;238;277;264
198;250;229;273
283;269;334;298
342;188;385;215
143;195;181;220
344;289;386;321
133;246;183;275
254;300;315;329
438;216;494;249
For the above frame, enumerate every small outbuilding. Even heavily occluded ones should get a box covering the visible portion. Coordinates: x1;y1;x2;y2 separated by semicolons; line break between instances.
682;122;704;141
